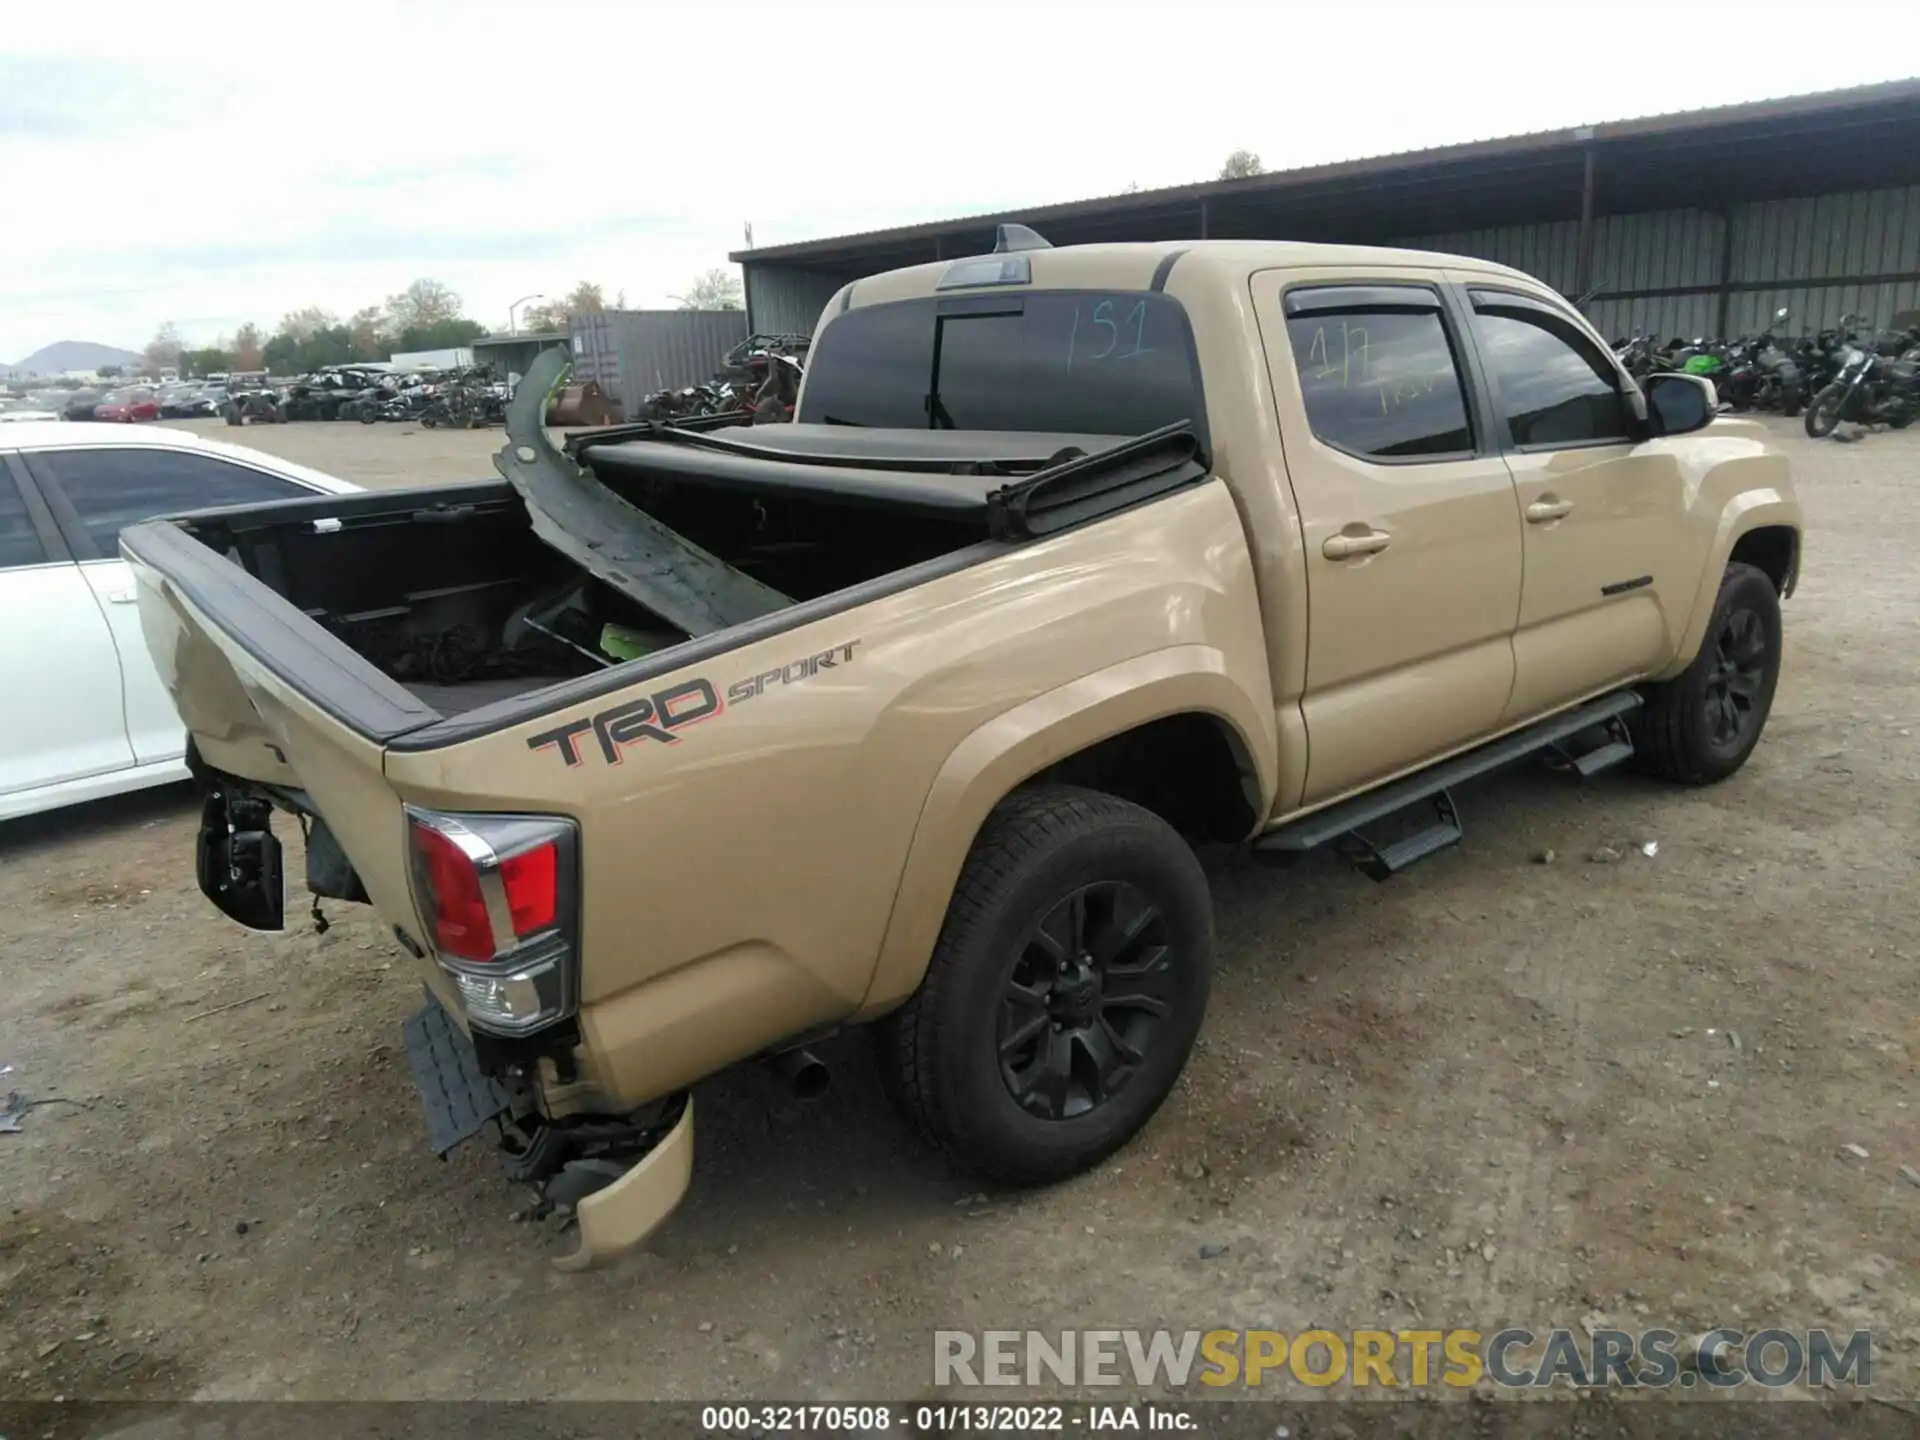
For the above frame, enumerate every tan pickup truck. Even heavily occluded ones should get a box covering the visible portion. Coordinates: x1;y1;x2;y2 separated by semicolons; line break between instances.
126;231;1801;1269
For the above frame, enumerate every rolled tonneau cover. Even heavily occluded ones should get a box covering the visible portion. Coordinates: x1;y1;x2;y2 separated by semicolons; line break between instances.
571;421;1211;537
578;425;1139;519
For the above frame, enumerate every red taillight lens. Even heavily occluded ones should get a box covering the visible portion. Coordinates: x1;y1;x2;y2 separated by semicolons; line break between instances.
500;843;557;938
410;820;496;961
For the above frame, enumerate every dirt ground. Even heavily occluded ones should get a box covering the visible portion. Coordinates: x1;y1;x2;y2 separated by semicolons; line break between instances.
1;416;1915;1413
162;413;525;490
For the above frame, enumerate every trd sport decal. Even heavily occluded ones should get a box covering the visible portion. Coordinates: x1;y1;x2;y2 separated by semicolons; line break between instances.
726;639;860;705
527;640;861;768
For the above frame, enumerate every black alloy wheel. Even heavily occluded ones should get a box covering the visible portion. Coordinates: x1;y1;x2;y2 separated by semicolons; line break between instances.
1703;605;1767;751
875;785;1213;1186
997;881;1177;1121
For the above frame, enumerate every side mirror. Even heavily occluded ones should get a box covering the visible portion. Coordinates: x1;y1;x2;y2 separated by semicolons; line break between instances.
1644;372;1715;437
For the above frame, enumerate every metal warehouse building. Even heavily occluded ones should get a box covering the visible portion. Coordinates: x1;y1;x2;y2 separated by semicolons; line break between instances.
732;80;1920;344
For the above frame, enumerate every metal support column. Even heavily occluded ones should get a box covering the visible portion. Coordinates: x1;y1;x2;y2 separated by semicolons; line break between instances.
1199;199;1211;240
1573;140;1597;304
1714;210;1737;339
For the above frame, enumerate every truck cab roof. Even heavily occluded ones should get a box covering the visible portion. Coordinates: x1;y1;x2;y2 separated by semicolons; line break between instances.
834;238;1546;312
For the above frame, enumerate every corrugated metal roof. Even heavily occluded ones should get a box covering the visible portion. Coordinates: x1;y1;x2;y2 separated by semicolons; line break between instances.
732;77;1920;264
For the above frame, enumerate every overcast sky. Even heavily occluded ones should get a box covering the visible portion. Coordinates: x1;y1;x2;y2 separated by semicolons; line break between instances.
3;4;1914;361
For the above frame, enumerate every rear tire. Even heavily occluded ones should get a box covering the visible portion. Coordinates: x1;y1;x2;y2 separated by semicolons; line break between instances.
874;785;1212;1187
1804;384;1846;437
1629;562;1782;785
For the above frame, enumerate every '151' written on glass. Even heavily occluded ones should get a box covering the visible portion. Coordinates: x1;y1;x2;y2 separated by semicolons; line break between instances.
1066;298;1155;369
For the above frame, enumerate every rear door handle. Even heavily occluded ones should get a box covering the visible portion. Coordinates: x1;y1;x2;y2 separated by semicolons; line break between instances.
1322;528;1393;560
1526;498;1574;523
107;588;138;605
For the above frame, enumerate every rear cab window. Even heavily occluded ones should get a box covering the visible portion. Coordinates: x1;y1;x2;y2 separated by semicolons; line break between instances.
795;290;1207;443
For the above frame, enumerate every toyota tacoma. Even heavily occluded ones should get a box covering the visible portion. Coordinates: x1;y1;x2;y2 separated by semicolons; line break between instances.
125;230;1802;1269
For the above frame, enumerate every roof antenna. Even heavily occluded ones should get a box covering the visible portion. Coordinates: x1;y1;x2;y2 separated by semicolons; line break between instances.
994;223;1052;253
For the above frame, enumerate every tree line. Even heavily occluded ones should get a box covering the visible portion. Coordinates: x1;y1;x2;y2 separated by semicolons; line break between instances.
147;278;487;378
149;269;746;379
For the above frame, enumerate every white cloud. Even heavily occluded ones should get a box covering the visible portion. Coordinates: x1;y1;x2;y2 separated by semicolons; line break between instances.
3;0;1914;357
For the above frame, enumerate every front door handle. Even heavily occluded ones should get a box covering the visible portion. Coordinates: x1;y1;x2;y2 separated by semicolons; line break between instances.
1322;528;1393;560
106;588;138;605
1526;498;1574;524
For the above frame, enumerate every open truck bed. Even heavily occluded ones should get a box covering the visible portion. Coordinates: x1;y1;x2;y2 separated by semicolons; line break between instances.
124;398;1205;753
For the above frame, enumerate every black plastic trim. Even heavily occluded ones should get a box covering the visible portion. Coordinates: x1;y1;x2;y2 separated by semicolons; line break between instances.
1438;282;1505;461
1258;691;1643;854
986;423;1209;538
1283;283;1446;317
1600;574;1654;596
1149;249;1189;292
21;453;97;560
936;293;1027;318
2;453;72;564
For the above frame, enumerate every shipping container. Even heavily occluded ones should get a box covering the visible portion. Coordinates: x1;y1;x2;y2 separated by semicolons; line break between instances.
567;310;750;416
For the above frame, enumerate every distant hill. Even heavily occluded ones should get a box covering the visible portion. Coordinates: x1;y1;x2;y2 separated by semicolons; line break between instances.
1;340;146;377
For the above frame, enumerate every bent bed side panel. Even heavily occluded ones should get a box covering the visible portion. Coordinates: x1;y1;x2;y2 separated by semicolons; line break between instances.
123;516;440;745
126;553;420;927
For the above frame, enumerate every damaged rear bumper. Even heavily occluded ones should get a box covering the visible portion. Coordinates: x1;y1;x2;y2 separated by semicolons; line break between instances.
550;1098;694;1272
402;992;693;1270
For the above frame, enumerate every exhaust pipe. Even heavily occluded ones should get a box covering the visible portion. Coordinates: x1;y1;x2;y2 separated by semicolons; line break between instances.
770;1046;830;1101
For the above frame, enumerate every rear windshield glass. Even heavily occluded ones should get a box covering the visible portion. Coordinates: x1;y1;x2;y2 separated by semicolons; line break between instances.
795;290;1205;438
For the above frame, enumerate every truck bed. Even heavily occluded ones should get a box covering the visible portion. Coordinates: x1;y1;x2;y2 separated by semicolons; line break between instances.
122;420;1208;751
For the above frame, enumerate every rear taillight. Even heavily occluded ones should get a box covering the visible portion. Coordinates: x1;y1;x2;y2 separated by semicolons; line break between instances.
405;809;579;1035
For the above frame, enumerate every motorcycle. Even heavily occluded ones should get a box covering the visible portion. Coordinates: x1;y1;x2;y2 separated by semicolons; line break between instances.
1718;309;1802;415
1803;329;1920;437
1613;330;1664;382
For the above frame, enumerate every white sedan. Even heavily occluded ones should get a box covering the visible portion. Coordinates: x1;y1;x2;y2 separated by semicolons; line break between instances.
1;422;358;821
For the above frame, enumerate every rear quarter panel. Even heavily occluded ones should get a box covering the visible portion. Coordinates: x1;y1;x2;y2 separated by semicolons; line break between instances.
383;480;1275;1101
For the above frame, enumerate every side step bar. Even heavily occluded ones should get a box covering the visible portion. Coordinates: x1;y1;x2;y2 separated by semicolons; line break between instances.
1255;691;1643;881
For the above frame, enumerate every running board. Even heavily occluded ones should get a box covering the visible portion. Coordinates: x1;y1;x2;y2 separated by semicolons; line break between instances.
1255;691;1643;881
